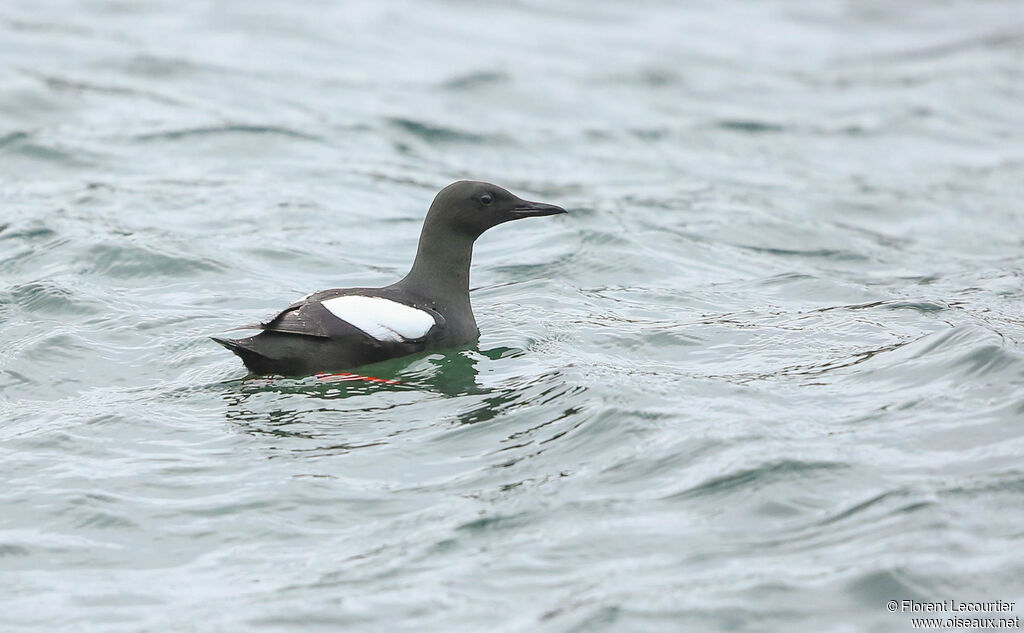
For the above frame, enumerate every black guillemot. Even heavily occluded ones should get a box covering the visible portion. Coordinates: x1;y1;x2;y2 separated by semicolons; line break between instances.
212;180;566;376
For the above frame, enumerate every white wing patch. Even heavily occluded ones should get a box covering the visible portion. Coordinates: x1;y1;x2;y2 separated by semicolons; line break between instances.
320;296;436;343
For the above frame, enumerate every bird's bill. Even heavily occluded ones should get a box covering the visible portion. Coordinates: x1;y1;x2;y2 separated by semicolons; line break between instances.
509;200;568;218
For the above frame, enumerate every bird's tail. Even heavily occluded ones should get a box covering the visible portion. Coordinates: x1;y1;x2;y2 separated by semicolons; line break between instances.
211;336;276;374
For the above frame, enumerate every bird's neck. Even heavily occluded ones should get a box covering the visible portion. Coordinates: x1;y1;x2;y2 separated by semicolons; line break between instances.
397;220;476;305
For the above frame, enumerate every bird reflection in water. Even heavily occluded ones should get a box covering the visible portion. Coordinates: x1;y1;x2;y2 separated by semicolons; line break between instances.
221;345;524;436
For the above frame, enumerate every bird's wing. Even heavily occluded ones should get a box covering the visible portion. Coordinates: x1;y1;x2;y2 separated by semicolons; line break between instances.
260;293;443;344
260;299;332;338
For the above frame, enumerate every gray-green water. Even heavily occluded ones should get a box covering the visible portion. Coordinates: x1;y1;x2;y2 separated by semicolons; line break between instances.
3;1;1024;631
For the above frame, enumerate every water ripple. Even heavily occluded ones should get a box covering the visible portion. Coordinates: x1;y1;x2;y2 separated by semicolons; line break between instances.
2;0;1023;631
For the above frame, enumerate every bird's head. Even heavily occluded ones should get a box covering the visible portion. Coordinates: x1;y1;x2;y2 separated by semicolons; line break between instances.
426;180;566;239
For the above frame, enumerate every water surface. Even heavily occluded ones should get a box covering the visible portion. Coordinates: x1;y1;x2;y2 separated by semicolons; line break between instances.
2;1;1024;631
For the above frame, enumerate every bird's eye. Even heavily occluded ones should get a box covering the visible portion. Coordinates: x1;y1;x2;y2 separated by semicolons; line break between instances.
480;194;493;206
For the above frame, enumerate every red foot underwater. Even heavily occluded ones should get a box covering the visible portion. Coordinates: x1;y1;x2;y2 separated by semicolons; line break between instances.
315;372;401;385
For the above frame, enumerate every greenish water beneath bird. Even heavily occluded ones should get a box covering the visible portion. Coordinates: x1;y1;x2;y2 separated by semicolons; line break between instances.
2;1;1024;632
